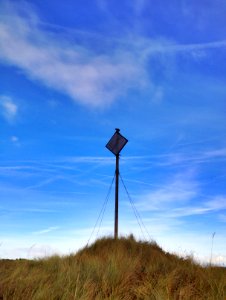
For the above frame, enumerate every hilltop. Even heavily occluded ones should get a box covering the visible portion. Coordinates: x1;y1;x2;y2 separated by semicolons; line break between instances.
0;236;225;299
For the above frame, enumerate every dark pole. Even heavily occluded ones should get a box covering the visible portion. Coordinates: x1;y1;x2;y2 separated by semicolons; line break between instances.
114;153;119;239
106;128;127;240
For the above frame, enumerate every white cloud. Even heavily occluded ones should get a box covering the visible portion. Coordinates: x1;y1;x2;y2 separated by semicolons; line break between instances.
64;156;114;164
157;147;226;168
142;39;226;59
136;172;198;211
152;195;226;219
10;136;21;146
0;96;18;122
132;171;226;217
11;136;19;142
206;196;226;211
204;148;226;158
0;1;148;107
33;226;59;235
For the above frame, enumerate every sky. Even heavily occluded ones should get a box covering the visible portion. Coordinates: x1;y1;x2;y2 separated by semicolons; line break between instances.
0;0;226;265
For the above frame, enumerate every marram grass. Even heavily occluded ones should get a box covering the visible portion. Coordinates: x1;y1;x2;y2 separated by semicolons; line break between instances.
0;236;225;299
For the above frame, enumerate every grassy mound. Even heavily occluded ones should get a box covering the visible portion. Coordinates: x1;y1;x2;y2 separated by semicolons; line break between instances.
0;236;225;299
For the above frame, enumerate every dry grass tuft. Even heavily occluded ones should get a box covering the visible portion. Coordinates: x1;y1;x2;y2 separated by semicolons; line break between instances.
0;236;225;299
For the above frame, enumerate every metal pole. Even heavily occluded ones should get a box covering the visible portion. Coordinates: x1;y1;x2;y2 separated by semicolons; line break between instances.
114;153;119;239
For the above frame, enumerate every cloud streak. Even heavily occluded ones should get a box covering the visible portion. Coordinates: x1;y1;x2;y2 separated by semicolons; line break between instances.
0;95;18;122
155;148;226;168
169;196;226;218
33;226;59;235
142;39;226;58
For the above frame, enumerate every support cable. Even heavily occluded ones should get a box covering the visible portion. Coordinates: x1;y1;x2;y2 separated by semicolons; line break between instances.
120;174;152;241
95;180;113;239
86;174;115;246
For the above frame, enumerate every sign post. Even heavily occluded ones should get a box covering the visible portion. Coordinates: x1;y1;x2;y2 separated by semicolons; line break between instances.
106;128;128;239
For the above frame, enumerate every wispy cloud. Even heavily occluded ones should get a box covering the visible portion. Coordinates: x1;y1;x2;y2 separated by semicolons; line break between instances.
206;196;226;211
156;148;226;168
169;198;226;218
140;193;226;219
132;164;226;219
142;39;226;58
0;95;18;122
63;156;115;164
33;226;59;235
11;136;19;143
10;135;21;147
136;172;198;211
204;148;226;158
0;1;148;107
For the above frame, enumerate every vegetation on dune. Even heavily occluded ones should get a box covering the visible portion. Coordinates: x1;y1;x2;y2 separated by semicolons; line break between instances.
0;235;225;299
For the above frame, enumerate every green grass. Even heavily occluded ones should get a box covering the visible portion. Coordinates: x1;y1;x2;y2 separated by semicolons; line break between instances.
0;235;225;299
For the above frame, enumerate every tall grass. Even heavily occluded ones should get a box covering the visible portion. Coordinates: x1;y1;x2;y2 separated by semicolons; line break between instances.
0;236;225;299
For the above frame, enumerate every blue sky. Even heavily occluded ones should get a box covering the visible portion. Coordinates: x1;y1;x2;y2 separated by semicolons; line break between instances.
0;0;226;265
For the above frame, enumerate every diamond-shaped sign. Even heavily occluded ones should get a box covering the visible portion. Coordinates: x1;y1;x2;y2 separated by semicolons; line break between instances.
106;129;128;156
